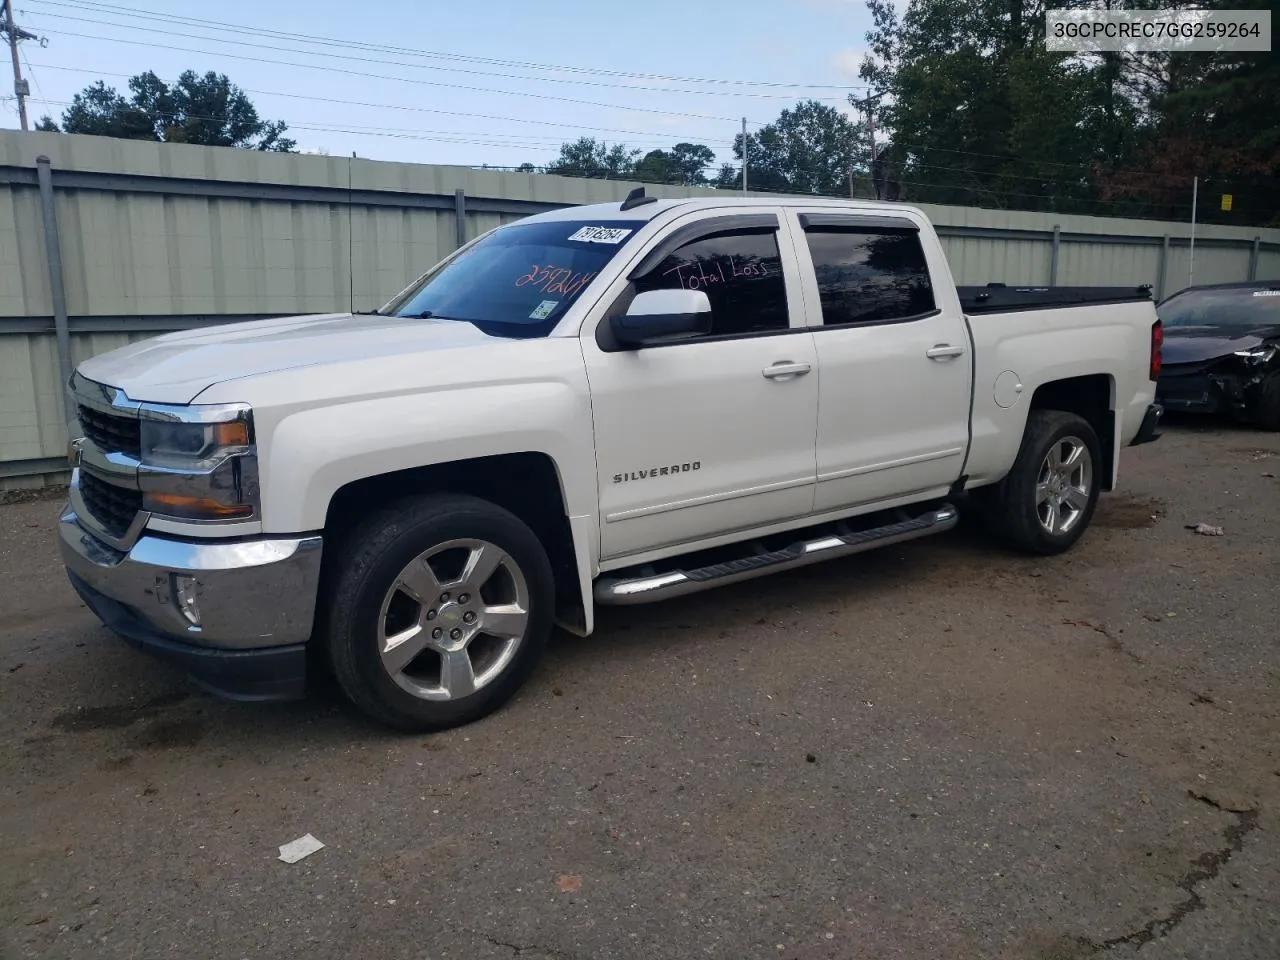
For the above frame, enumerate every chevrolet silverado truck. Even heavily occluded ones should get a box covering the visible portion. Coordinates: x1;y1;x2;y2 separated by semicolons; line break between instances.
58;191;1164;731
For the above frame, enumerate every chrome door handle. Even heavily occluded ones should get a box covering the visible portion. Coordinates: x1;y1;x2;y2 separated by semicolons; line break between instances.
762;361;812;380
925;344;965;360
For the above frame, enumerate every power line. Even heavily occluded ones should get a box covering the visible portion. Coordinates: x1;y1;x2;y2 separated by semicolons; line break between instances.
886;138;1175;183
732;112;1183;187
27;26;760;124
23;3;858;101
897;157;1181;192
20;93;1190;209
27;93;747;178
22;14;1180;194
17;32;41;108
26;96;744;158
28;97;1175;206
26;61;739;146
28;56;1181;191
27;0;868;92
24;97;703;153
27;57;1181;190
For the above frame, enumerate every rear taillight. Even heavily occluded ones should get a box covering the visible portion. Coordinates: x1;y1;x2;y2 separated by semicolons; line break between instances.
1150;319;1163;381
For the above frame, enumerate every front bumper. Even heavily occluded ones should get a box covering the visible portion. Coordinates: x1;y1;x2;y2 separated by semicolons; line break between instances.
1157;359;1275;416
58;506;323;700
1157;369;1223;413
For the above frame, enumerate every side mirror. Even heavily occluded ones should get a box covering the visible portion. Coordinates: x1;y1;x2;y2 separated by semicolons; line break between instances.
611;289;712;348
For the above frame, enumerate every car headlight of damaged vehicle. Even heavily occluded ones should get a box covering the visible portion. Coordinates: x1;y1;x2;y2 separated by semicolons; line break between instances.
139;408;259;521
1233;343;1278;364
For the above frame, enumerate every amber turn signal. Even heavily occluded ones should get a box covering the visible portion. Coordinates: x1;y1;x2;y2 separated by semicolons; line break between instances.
143;492;253;520
212;421;251;447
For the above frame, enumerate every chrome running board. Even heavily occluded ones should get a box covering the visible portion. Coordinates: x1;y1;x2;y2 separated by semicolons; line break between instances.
594;504;958;606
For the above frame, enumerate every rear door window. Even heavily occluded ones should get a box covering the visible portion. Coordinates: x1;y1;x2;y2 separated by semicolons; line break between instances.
803;227;936;326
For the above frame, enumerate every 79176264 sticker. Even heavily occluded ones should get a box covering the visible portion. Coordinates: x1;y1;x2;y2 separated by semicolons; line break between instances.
567;226;633;245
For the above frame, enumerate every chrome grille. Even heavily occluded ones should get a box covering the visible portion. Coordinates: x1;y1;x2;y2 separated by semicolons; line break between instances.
78;471;142;540
78;404;142;459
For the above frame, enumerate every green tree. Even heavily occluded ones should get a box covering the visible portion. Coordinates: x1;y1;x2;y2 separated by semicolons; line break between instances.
667;142;716;185
718;100;865;195
854;0;1279;223
39;70;295;151
632;150;673;183
545;137;641;179
1097;0;1280;224
40;80;154;141
857;0;1107;210
713;162;741;190
632;142;716;185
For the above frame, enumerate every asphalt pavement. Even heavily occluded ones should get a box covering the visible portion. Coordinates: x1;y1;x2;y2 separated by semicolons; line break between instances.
2;420;1278;960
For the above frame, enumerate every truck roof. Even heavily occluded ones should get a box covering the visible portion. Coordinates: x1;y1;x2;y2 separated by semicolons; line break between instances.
523;194;927;224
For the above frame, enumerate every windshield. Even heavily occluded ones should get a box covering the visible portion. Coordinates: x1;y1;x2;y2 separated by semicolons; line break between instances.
1158;286;1280;328
385;219;642;337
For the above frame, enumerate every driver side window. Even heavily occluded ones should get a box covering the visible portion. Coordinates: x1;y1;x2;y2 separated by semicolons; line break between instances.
632;229;789;338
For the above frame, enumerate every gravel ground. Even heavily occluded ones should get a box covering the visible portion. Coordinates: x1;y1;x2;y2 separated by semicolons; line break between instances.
1;421;1278;960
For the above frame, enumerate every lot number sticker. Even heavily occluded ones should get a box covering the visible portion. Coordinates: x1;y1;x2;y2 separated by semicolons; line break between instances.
568;226;633;244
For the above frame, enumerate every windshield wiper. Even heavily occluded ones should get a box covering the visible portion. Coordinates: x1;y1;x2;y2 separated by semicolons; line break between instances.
353;308;381;315
399;310;481;322
393;310;490;328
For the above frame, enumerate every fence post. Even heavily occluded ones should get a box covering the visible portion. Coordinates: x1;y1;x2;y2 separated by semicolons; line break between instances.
454;189;467;250
1049;225;1061;286
1249;236;1260;281
1156;234;1170;300
35;156;74;402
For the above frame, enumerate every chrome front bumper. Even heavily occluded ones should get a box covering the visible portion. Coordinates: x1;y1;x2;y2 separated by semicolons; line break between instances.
58;505;323;650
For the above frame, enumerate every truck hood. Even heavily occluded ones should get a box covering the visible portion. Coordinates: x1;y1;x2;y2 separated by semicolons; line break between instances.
76;313;495;404
1162;323;1280;365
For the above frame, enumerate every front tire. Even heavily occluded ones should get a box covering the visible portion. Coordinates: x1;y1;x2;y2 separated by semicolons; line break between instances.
325;493;555;732
989;410;1102;555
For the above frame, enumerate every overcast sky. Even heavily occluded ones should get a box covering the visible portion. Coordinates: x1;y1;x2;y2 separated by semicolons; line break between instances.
4;0;884;169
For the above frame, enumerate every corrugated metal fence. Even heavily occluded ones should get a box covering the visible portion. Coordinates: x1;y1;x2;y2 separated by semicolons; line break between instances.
4;130;1280;488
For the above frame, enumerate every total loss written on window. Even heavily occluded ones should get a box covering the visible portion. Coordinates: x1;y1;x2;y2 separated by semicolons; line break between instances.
633;230;789;338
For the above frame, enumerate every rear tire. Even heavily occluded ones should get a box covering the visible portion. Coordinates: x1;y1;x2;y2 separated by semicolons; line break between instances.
324;493;555;732
1252;371;1280;432
988;410;1102;555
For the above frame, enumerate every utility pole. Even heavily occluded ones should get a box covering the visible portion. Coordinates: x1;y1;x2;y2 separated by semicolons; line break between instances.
1189;175;1198;287
851;93;883;199
3;0;29;131
741;117;748;195
2;0;34;131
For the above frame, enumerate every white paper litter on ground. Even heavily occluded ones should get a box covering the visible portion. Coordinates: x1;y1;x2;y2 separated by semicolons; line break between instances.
1189;523;1224;536
278;834;325;863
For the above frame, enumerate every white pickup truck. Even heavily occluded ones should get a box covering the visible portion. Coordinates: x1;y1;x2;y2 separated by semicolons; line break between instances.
59;191;1164;731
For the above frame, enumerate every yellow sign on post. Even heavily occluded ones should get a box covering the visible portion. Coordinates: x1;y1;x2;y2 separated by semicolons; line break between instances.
1221;194;1233;211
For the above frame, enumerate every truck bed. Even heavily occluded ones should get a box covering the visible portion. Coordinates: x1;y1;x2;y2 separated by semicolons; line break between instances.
958;284;1153;315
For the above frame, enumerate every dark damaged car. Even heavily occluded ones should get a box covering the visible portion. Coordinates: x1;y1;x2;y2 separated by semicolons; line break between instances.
1155;281;1280;430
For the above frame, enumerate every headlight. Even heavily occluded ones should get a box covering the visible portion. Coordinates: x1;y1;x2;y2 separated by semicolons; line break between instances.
140;418;251;467
138;406;258;522
1233;344;1277;364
